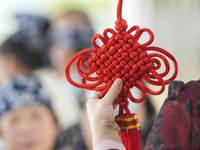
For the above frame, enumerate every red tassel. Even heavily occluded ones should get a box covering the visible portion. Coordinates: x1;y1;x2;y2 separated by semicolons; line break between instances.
116;113;141;150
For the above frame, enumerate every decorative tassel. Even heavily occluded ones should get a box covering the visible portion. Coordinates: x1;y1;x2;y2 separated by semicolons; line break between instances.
116;113;141;150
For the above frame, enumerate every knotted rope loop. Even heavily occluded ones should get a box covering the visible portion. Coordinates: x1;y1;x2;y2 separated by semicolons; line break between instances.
115;19;128;31
65;0;178;115
65;1;178;149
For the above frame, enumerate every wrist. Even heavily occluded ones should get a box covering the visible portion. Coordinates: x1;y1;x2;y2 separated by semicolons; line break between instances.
91;123;122;146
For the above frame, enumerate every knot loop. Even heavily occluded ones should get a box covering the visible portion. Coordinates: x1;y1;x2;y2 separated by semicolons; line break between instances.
65;0;178;116
115;19;128;31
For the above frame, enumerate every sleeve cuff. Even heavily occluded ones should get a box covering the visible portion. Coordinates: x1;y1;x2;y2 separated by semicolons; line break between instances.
93;139;126;150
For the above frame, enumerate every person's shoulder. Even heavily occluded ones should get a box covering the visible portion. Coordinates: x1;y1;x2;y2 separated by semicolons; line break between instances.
185;79;200;89
169;79;200;88
168;79;200;100
145;79;200;150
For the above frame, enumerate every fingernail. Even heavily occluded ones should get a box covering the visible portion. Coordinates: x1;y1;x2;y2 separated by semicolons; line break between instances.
114;78;122;86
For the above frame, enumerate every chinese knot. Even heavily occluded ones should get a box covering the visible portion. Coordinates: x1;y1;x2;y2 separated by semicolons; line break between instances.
65;0;178;115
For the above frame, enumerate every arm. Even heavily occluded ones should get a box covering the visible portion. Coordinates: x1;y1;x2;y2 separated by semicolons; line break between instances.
86;78;125;150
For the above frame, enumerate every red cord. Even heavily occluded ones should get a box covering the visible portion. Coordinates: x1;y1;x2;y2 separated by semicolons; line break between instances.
65;0;178;115
117;0;123;20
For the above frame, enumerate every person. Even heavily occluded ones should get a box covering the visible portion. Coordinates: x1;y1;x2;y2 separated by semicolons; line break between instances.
86;78;200;149
49;10;94;78
144;79;200;150
0;14;50;85
45;10;94;129
58;102;92;150
0;75;66;150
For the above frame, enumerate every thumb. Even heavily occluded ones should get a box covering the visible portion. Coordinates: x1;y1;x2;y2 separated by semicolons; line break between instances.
103;78;123;105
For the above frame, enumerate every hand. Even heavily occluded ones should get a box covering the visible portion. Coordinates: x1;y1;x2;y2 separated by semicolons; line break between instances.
86;78;123;146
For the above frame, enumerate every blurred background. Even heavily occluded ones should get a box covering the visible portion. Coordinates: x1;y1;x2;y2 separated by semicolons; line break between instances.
0;0;199;149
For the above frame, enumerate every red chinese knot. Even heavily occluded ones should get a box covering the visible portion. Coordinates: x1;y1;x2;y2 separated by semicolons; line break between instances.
65;0;178;115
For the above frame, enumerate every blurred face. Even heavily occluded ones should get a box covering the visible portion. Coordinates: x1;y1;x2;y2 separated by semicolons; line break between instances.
0;105;58;150
50;46;76;77
0;53;27;84
0;54;13;83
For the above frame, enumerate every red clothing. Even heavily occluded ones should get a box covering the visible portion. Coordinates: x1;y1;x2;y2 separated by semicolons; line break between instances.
145;80;200;150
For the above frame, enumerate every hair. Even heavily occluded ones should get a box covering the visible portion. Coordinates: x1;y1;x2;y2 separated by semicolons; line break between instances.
0;37;44;70
59;10;93;27
50;10;95;53
0;74;58;124
0;14;51;70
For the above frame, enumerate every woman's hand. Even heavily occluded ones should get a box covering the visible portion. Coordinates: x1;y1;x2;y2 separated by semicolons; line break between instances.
86;78;123;146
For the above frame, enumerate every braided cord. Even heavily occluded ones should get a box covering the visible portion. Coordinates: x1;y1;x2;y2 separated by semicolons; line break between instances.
65;0;178;115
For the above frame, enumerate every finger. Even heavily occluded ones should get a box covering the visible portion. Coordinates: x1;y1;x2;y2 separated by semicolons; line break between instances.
90;91;101;99
113;102;119;110
113;121;121;134
88;91;101;101
103;78;123;105
87;91;101;108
